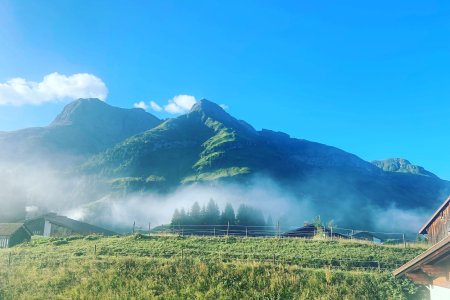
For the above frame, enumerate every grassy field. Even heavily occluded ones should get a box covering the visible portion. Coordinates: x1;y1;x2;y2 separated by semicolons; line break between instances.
0;235;428;299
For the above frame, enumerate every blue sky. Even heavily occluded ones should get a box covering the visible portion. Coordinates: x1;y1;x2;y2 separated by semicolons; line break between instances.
0;0;449;179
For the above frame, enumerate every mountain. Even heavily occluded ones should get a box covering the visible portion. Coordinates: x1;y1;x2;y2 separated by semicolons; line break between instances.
1;98;448;229
86;100;378;182
372;158;437;178
85;99;450;214
0;98;161;158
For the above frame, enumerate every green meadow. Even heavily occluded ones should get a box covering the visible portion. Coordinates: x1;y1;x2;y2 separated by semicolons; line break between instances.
0;235;428;299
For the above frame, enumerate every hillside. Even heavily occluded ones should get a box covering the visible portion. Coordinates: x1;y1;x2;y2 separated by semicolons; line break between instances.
84;99;450;216
0;235;428;299
0;98;161;158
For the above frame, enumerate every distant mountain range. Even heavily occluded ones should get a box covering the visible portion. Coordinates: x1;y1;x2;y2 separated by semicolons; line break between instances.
1;98;449;227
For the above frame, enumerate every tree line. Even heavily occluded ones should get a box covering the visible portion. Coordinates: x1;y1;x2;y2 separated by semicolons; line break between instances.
171;199;273;227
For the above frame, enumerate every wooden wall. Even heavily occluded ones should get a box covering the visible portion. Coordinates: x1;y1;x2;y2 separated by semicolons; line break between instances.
428;204;450;245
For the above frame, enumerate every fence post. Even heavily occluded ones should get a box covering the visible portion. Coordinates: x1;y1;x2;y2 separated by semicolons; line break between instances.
181;227;184;237
227;221;230;237
330;226;333;240
246;227;248;238
403;233;406;248
94;244;97;257
377;261;380;270
214;226;216;237
277;221;280;238
273;254;275;265
181;248;184;260
148;222;151;236
132;221;136;234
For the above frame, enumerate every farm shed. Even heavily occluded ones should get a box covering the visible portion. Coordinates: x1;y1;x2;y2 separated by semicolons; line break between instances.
350;231;382;244
394;196;450;299
283;224;348;239
0;223;32;248
25;213;117;237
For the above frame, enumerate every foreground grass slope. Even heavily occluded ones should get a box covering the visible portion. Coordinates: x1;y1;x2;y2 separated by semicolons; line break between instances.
0;235;428;299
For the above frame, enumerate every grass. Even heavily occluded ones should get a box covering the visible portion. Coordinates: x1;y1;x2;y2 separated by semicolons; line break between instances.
0;235;428;299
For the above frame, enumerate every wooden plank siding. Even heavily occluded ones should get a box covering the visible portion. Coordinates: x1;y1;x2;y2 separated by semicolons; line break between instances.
427;204;450;245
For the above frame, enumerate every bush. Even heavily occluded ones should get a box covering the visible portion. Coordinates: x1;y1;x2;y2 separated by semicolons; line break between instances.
52;239;69;246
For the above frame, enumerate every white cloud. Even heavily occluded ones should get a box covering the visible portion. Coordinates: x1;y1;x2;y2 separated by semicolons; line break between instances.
150;101;162;112
220;104;229;110
164;94;197;114
0;72;108;106
133;101;148;110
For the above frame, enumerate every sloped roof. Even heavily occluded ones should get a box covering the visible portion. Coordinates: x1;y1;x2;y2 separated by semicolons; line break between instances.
26;213;117;236
0;223;27;237
394;235;450;278
419;196;450;234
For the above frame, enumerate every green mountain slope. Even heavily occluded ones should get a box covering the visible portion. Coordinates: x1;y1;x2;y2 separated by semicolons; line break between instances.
85;100;450;212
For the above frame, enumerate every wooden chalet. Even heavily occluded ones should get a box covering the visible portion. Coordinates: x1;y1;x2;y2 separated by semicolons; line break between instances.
283;223;348;239
394;196;450;299
0;223;32;248
25;213;117;237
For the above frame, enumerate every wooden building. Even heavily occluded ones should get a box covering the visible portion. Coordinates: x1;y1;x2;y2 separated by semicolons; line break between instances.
0;223;32;248
394;196;450;299
283;224;348;239
25;213;117;237
350;231;382;244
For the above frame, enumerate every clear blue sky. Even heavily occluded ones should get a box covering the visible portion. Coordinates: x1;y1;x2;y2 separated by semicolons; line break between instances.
0;0;449;179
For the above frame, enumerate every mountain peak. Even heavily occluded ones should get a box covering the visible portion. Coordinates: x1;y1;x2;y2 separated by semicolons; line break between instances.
189;99;255;133
50;98;108;126
372;158;438;178
190;99;226;114
189;99;232;122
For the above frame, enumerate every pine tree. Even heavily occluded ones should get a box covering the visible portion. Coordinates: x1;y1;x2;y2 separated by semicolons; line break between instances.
189;202;201;225
179;208;187;225
220;203;236;225
205;199;220;225
171;209;180;225
236;204;266;226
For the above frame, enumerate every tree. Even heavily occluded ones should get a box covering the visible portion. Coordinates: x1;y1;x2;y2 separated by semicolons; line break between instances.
189;202;201;225
205;199;221;225
200;204;207;225
220;203;236;225
171;209;181;225
179;208;187;225
236;204;266;226
313;215;325;239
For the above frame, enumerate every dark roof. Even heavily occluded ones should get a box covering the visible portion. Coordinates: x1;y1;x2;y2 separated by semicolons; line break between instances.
26;213;117;236
351;231;383;240
0;223;30;237
419;196;450;234
283;224;348;238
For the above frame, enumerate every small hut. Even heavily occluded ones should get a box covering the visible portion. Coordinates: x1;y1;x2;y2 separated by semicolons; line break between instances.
25;213;117;237
0;223;32;248
283;223;347;239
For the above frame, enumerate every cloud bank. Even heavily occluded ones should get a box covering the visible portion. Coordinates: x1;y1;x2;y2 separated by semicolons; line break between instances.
0;72;108;106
